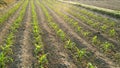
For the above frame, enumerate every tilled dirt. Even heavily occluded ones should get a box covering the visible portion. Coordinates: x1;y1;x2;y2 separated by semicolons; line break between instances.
0;1;24;45
0;0;120;68
63;12;120;47
9;2;35;68
34;0;78;68
18;3;35;68
44;3;119;68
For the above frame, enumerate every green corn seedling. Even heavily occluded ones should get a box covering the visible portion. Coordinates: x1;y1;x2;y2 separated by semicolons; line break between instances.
109;29;116;37
101;42;114;52
87;62;97;68
73;22;78;27
65;39;76;49
76;48;86;60
76;26;82;32
101;25;108;32
82;31;91;37
34;44;43;55
38;54;48;68
0;52;13;68
57;29;65;40
92;36;98;45
0;52;6;68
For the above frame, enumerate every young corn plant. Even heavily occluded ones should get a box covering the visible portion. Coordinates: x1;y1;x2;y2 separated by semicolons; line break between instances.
0;33;14;57
87;62;97;68
101;42;114;52
0;52;13;68
100;25;108;32
82;31;91;37
38;54;48;68
57;29;66;41
87;20;94;25
0;52;7;68
92;36;99;45
50;22;59;31
65;39;76;50
76;26;82;32
73;22;79;27
75;48;86;60
91;22;99;28
34;43;43;55
31;1;48;67
108;29;117;37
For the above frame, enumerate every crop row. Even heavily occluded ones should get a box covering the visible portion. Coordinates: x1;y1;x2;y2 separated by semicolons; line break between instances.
0;0;28;67
42;0;120;67
66;5;119;40
0;0;24;25
31;0;48;67
52;0;119;42
58;0;120;18
37;0;98;68
46;0;116;55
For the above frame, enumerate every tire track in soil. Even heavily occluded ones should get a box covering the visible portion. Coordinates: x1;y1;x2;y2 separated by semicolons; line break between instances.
44;5;119;68
34;0;78;68
9;2;35;68
0;1;24;45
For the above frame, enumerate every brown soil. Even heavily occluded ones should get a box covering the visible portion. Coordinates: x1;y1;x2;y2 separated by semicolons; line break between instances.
64;12;120;46
18;3;34;67
44;4;119;68
34;0;79;68
0;2;23;45
0;0;119;68
9;2;35;68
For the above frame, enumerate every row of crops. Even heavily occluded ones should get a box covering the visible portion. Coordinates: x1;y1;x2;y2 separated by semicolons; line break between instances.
0;0;49;67
0;0;24;26
36;0;109;68
58;0;120;18
39;0;120;68
0;0;119;68
31;0;48;67
46;0;120;58
0;0;28;67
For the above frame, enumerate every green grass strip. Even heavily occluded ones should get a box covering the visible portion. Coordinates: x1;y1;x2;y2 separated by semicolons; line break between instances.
58;0;120;18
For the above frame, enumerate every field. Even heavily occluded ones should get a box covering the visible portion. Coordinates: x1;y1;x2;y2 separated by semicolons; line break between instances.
0;0;120;68
64;0;120;11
